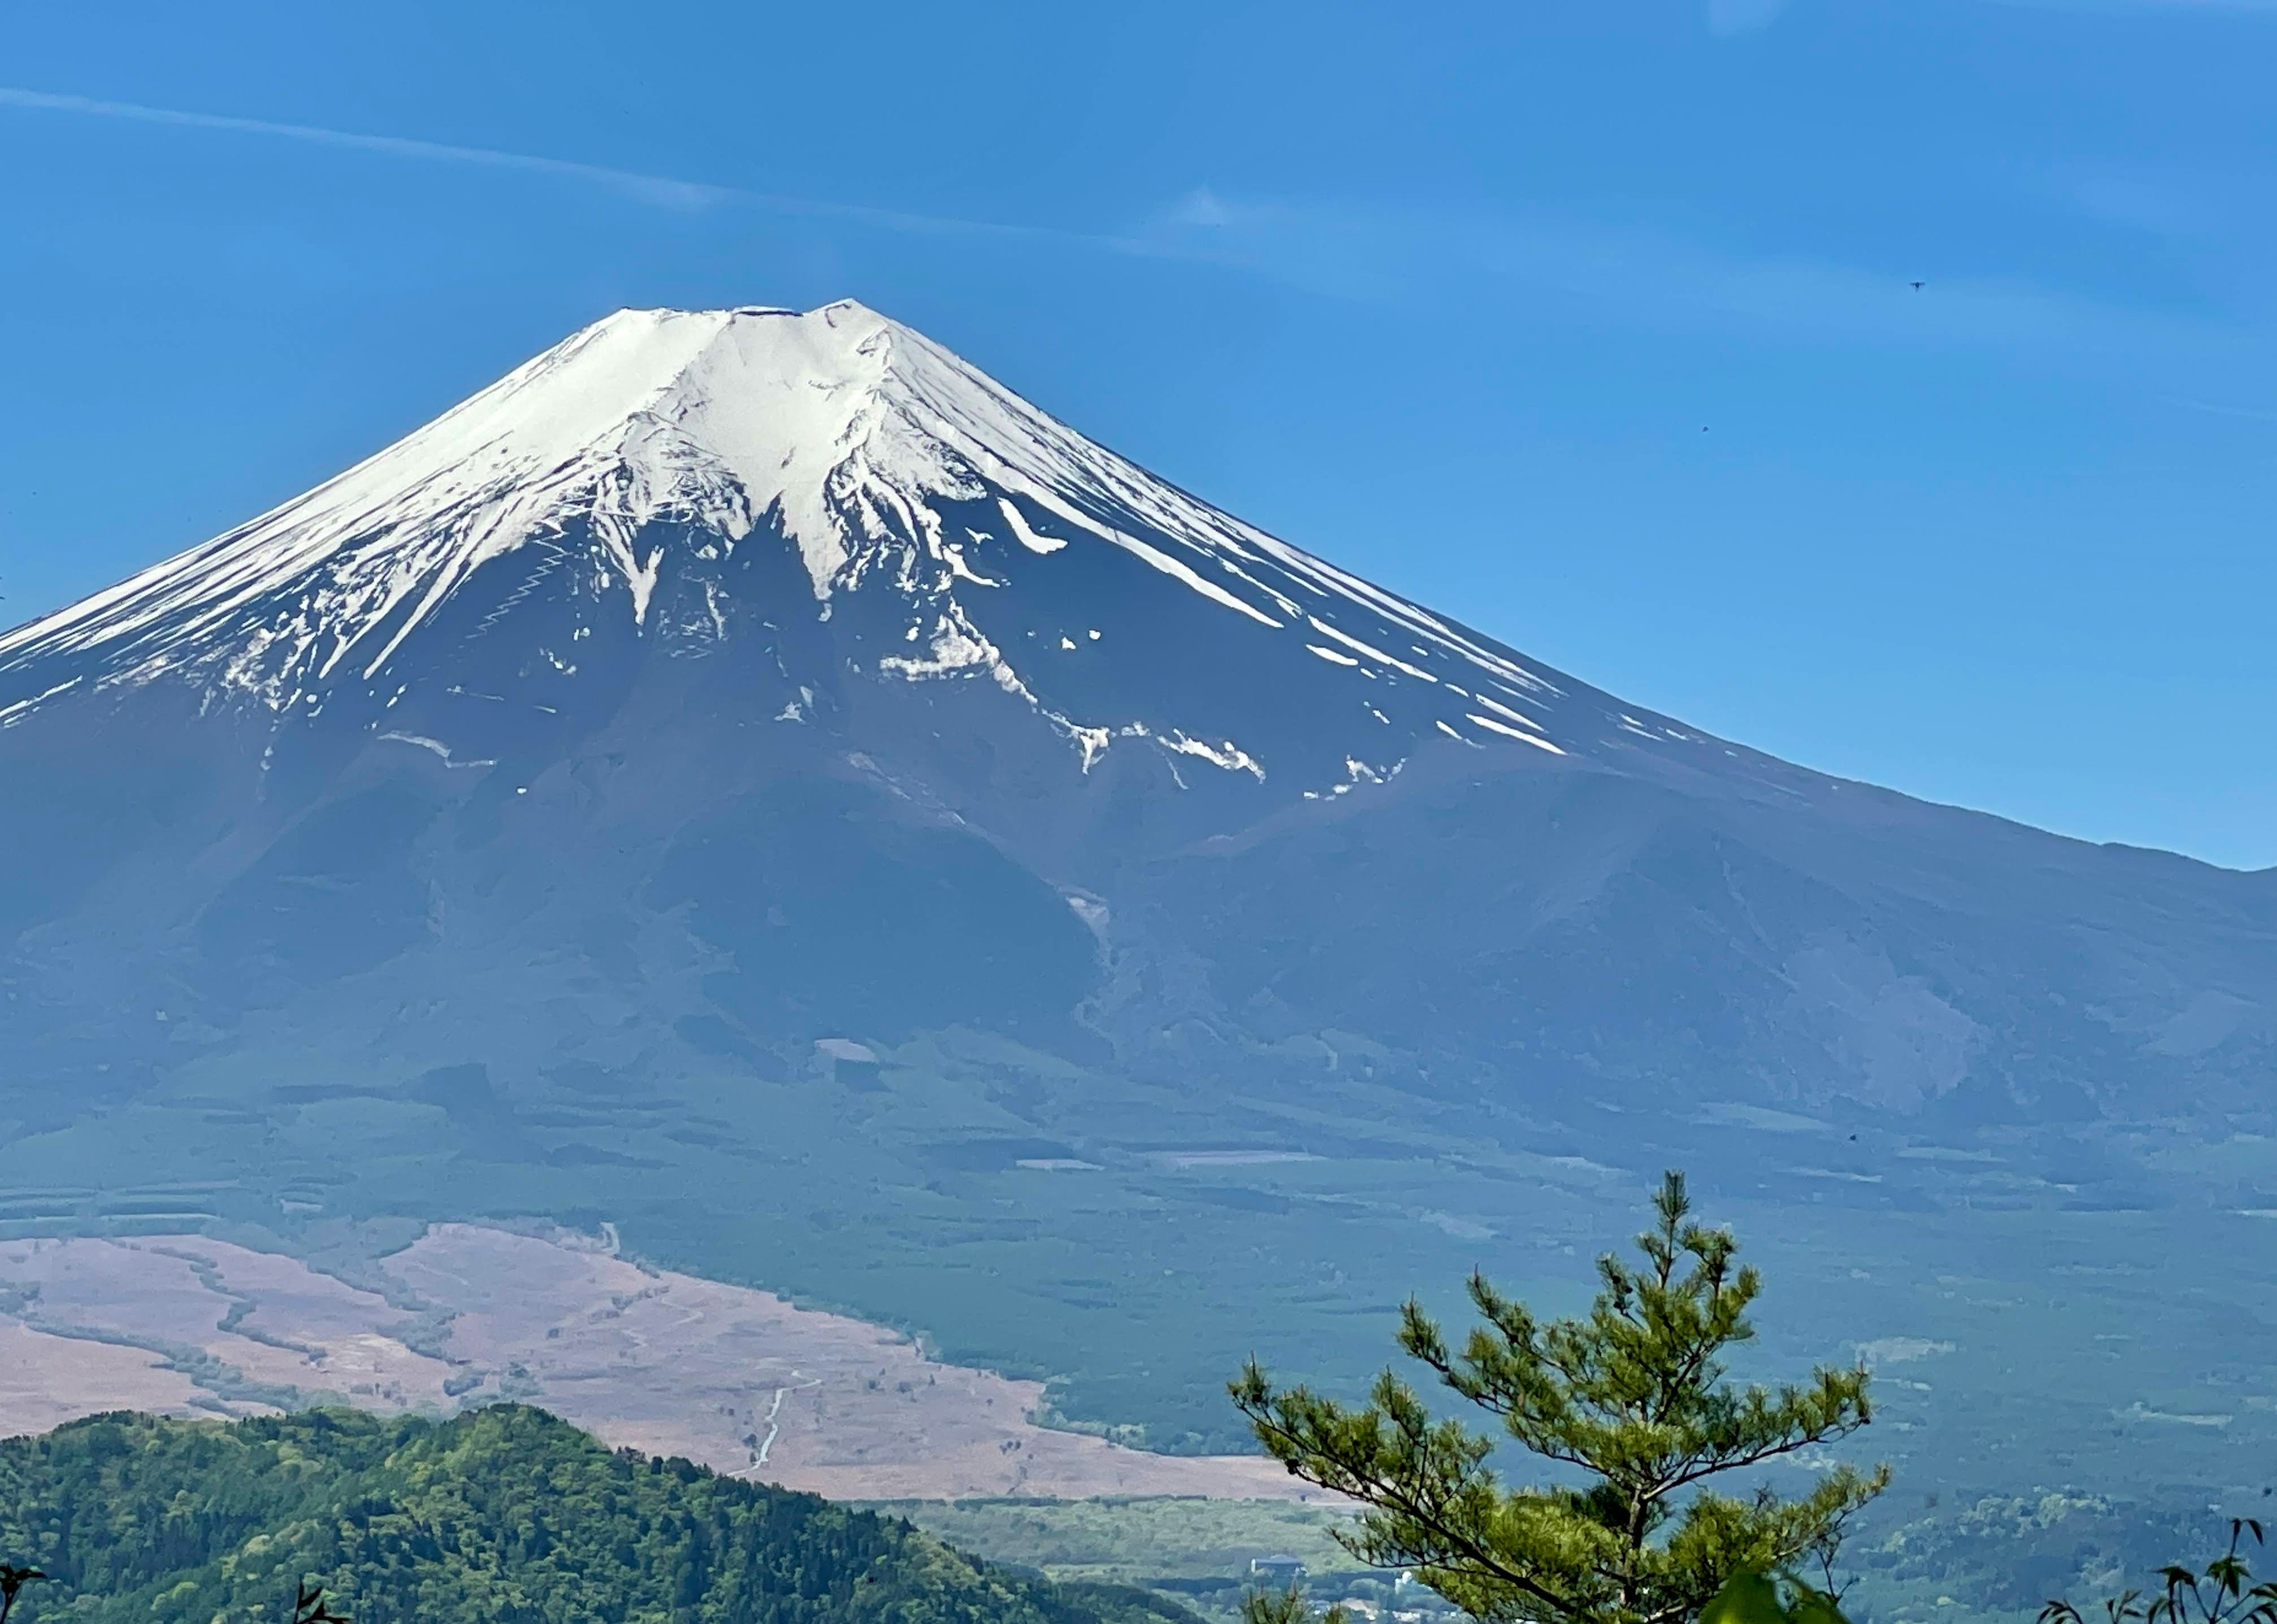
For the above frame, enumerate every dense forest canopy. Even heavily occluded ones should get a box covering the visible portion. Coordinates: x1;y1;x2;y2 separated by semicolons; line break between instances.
0;1405;1200;1624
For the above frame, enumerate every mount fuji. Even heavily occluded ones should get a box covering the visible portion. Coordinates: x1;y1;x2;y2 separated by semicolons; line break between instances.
0;301;1665;806
2;302;2274;1479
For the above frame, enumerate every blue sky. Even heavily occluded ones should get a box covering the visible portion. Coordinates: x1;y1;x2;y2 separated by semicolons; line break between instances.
3;1;2274;863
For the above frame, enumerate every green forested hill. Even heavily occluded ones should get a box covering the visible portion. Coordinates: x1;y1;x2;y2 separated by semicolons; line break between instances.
0;1406;1201;1624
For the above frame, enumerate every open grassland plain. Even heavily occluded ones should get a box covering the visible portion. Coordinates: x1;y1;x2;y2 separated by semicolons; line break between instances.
8;1045;2273;1497
0;1224;1307;1499
5;1042;2273;1624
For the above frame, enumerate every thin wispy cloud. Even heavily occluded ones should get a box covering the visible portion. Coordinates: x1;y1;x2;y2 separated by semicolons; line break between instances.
4;84;2239;373
2166;396;2277;423
1706;0;1794;35
1705;0;2277;25
1984;0;2277;12
0;87;729;210
0;85;1189;259
1141;187;2234;362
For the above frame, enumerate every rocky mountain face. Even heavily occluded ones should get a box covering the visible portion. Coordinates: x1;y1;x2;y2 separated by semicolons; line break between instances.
4;299;2270;1131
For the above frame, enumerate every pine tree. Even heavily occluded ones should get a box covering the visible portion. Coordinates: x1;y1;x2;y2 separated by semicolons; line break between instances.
1231;1171;1887;1624
0;1566;44;1624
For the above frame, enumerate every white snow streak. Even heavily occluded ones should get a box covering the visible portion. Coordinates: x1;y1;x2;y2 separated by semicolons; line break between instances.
1468;713;1565;754
996;497;1066;554
1309;617;1436;683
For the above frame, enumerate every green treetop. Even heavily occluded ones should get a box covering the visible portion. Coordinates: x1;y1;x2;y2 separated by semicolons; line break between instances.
1231;1170;1888;1624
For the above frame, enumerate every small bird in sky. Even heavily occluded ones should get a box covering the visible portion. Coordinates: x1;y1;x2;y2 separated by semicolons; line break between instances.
1909;280;1926;291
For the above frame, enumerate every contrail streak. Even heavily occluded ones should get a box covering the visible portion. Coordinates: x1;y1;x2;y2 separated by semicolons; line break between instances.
0;84;1179;256
0;86;728;209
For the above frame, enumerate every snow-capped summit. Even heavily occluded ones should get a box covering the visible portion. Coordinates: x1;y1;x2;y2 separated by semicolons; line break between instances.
0;293;2267;1198
0;299;1705;794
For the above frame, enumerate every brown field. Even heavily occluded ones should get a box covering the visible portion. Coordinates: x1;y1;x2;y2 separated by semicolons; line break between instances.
0;1227;1313;1501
